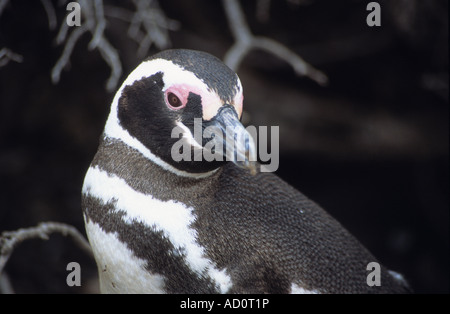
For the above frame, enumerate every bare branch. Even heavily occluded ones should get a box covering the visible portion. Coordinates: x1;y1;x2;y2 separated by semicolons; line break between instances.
55;17;70;45
223;0;252;42
0;48;23;67
96;37;122;92
222;41;251;72
104;0;180;59
0;222;93;277
103;5;135;22
51;25;89;84
129;0;179;58
253;37;328;85
88;0;106;50
40;0;57;30
52;0;122;92
222;0;328;86
1;0;177;91
51;0;177;91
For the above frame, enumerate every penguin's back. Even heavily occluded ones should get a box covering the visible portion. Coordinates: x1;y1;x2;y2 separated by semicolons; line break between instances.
189;163;409;293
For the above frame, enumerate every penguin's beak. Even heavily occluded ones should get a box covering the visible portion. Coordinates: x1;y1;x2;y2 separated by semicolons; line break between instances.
205;105;257;175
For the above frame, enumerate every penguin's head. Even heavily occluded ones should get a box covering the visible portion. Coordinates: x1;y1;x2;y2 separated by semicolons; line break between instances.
104;49;256;175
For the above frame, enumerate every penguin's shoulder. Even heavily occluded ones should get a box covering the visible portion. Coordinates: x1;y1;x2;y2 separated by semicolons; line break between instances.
205;164;411;294
216;162;330;221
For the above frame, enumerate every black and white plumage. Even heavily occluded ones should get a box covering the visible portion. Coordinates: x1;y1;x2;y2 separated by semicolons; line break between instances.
82;49;409;294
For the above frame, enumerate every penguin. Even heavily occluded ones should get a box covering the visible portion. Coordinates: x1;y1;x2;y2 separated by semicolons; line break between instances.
81;49;410;294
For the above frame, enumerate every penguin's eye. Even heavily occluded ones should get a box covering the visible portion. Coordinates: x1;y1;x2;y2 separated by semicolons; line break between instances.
167;92;183;109
164;86;189;110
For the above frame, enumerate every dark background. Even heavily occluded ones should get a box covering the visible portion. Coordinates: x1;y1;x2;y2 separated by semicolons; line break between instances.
0;0;448;293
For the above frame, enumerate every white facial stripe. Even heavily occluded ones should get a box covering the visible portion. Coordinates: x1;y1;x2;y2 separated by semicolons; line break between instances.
104;121;216;178
176;121;203;149
105;58;207;141
103;59;217;179
112;58;223;118
199;92;223;121
106;57;241;127
103;58;242;177
83;166;232;293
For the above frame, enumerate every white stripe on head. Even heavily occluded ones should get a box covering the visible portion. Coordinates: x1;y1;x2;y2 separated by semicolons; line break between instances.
103;58;218;179
176;121;204;149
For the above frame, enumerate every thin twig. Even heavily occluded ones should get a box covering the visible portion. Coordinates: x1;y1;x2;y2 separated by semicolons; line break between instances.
130;0;176;57
51;0;177;91
51;24;90;84
222;0;328;86
97;37;122;91
52;0;122;92
40;0;57;30
0;48;23;67
0;0;177;91
0;222;93;277
222;41;251;73
55;19;70;45
253;37;328;85
88;0;106;50
223;0;252;42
